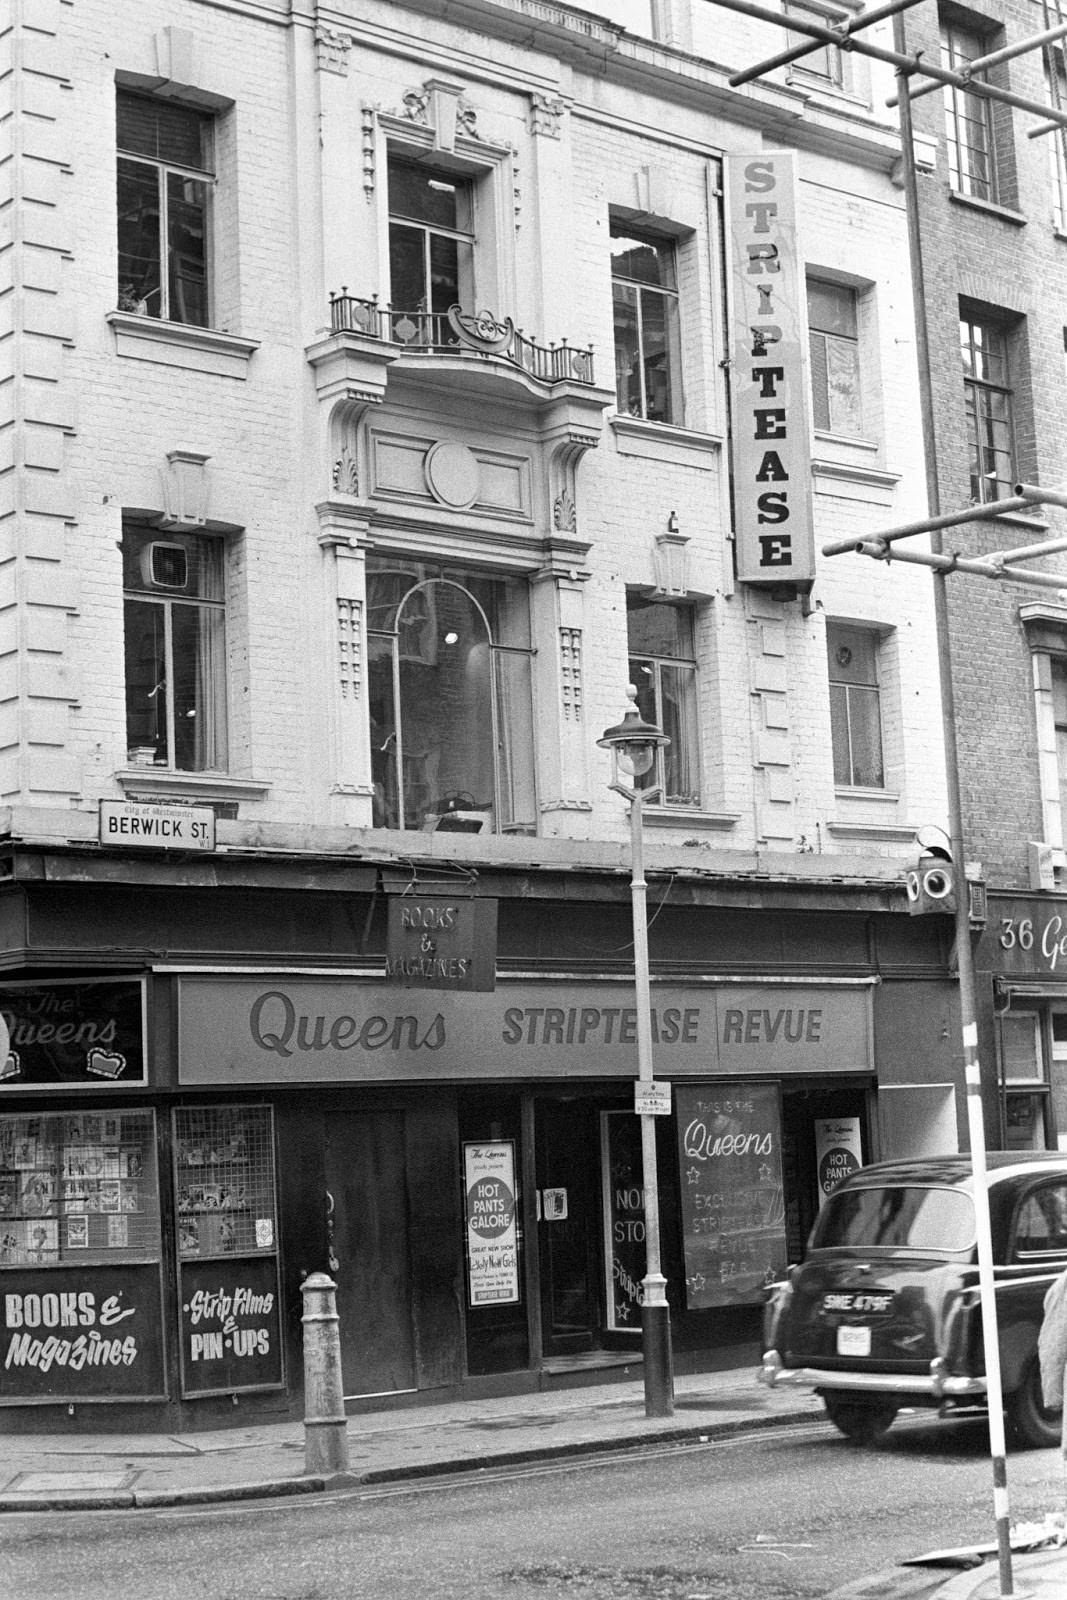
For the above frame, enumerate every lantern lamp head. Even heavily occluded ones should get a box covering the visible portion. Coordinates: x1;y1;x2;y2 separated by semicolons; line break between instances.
597;686;670;779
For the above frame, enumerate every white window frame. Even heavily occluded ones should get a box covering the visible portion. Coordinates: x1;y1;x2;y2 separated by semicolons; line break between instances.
1022;608;1067;855
941;20;999;203
827;621;886;792
785;0;848;90
116;89;215;327
610;224;684;428
122;526;229;775
626;595;700;807
807;278;863;438
960;310;1016;505
386;154;476;319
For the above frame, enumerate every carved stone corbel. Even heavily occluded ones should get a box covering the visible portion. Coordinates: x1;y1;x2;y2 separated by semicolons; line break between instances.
546;429;600;539
529;93;565;138
402;79;478;152
316;26;354;75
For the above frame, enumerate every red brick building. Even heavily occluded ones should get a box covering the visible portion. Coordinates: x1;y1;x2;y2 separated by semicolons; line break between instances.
878;0;1067;1152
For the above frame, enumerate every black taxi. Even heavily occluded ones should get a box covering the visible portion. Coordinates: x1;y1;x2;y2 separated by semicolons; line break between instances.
759;1153;1067;1446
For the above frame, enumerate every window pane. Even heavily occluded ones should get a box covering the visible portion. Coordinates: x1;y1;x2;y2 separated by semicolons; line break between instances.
387;160;470;232
171;602;227;771
807;281;856;337
627;597;694;659
429;231;472;315
828;626;884;788
389;223;428;311
638;287;678;425
829;683;851;786
613;283;642;417
609;232;676;290
825;333;862;435
627;659;662;798
124;599;168;765
117;158;162;316
786;5;843;84
964;320;1008;385
813;1185;974;1251
368;634;399;829
942;27;995;202
166;173;209;327
809;332;830;431
827;625;877;687
1002;1012;1042;1081
846;684;884;786
117;92;211;170
659;662;699;804
367;567;535;835
397;584;495;829
1005;1094;1045;1151
967;380;1013;502
494;649;536;831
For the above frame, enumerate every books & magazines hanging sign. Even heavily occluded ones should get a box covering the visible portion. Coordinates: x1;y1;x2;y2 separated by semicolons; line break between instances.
386;896;497;992
725;151;815;590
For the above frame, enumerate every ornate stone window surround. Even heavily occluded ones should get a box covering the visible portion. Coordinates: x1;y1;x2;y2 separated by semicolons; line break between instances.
376;113;517;325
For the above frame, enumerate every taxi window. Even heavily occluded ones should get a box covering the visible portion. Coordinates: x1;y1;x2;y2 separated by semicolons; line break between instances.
811;1184;974;1252
1014;1183;1067;1257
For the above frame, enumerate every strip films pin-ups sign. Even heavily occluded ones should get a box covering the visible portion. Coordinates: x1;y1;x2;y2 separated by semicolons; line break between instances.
726;152;815;590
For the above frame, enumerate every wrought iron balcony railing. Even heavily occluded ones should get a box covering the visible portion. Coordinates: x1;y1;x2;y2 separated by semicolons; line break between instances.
329;293;596;387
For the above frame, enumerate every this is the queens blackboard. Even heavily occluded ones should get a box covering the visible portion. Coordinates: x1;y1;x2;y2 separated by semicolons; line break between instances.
674;1082;787;1309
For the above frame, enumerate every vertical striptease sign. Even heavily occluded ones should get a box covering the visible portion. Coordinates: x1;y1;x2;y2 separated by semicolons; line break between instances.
726;152;815;590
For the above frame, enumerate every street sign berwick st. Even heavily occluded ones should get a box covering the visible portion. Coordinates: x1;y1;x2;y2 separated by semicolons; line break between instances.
99;799;216;852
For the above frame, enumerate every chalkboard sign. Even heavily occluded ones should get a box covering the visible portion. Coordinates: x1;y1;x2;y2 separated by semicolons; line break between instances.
178;1254;283;1396
0;1262;166;1402
675;1082;787;1309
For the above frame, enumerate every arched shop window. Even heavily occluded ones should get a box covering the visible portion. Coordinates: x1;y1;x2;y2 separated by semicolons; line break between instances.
366;559;536;834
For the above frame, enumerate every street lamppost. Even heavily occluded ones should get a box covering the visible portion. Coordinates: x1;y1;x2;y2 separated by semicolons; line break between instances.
598;687;675;1418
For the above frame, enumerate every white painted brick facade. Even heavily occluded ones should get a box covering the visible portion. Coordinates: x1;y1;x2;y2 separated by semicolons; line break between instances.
0;0;948;881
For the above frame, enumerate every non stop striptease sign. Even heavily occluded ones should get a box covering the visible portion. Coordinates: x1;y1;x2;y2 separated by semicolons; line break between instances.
726;151;815;590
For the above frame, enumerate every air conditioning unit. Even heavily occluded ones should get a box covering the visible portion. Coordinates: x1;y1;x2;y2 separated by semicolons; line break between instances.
139;541;188;590
1029;841;1067;892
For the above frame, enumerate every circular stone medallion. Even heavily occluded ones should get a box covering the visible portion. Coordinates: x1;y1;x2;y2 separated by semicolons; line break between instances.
424;441;481;509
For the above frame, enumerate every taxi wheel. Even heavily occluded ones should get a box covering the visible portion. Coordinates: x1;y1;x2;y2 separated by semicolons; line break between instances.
1008;1358;1062;1450
823;1393;898;1444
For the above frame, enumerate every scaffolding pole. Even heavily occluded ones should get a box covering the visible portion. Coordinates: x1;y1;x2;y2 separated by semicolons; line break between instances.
887;18;1067;106
726;0;922;84
720;0;1067;127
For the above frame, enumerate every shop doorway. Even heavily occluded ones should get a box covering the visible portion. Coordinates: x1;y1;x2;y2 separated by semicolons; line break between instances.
535;1098;601;1356
324;1110;417;1399
780;1083;873;1263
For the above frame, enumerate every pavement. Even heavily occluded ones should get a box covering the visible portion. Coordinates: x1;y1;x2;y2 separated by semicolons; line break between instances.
0;1366;1063;1598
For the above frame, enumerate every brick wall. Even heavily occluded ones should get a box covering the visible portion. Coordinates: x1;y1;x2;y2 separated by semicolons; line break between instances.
902;0;1067;886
